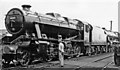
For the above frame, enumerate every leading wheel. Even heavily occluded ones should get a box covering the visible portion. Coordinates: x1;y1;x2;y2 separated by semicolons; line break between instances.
17;50;31;66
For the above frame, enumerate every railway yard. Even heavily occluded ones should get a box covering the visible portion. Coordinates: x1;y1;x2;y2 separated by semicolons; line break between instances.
2;52;120;70
1;5;120;70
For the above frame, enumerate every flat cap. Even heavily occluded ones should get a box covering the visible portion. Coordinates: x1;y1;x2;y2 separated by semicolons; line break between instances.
22;5;31;8
58;35;62;38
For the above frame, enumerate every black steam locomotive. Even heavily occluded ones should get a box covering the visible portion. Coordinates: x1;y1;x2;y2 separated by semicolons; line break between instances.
2;5;119;67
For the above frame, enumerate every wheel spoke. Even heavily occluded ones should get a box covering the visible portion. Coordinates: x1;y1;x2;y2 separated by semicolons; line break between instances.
17;50;31;66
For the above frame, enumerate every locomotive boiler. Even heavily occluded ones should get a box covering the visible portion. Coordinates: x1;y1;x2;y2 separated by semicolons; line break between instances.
5;5;82;39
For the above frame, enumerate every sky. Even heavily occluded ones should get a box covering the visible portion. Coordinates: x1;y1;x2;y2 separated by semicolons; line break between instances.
0;0;119;32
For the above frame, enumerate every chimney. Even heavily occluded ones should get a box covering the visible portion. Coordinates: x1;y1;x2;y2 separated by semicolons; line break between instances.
22;5;31;11
110;20;112;31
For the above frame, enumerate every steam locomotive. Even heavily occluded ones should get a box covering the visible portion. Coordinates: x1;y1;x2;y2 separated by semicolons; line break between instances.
2;5;119;67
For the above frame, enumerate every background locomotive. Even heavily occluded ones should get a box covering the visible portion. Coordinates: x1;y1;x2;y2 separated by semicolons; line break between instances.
2;5;119;67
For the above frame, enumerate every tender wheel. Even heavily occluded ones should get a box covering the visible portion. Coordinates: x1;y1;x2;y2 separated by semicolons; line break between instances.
17;50;31;66
114;54;120;66
87;47;92;56
94;47;98;55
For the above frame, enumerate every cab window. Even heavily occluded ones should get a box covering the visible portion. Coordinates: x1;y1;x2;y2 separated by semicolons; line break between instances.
85;25;89;32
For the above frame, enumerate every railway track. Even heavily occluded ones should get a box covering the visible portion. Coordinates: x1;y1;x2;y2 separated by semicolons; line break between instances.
73;53;113;68
2;52;116;70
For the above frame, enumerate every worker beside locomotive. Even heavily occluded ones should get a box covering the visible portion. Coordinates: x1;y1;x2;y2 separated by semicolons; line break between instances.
111;32;120;66
2;5;119;67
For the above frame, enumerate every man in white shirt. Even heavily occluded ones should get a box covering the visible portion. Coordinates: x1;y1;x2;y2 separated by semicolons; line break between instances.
58;35;64;67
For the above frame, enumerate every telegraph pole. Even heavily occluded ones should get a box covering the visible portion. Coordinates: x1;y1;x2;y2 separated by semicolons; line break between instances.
110;20;112;31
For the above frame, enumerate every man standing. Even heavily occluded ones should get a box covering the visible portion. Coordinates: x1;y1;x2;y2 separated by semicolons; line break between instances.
58;35;64;67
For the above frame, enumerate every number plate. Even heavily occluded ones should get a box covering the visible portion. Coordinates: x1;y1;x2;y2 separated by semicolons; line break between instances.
10;16;16;20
